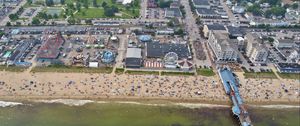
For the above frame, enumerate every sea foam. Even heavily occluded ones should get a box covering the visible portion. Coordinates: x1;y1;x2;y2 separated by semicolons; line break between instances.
34;99;94;106
252;105;300;109
174;103;230;108
0;101;23;107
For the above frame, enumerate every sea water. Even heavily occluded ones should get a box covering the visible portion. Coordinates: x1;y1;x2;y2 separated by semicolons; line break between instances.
0;100;299;126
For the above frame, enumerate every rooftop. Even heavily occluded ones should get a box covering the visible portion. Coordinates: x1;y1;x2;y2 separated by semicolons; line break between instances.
37;33;64;59
206;24;226;31
126;48;142;59
193;0;210;6
146;42;191;59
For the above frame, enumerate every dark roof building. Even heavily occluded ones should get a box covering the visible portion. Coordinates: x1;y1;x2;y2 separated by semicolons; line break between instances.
192;0;210;9
196;8;219;18
146;42;192;59
125;48;142;68
275;63;300;73
226;26;245;38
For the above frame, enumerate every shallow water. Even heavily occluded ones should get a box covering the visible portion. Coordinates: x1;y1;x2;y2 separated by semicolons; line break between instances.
0;101;299;126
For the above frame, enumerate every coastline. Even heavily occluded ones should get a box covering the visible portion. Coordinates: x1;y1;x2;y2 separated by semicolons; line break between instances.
0;95;299;106
0;71;299;107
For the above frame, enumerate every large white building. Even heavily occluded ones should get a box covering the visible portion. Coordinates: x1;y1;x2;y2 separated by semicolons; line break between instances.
208;31;238;62
245;33;268;63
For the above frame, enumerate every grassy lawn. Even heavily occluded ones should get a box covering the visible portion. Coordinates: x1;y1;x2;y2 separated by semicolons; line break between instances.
31;65;113;73
75;8;105;18
0;65;27;72
125;70;159;75
243;71;278;79
277;72;300;80
115;68;125;74
161;71;195;76
67;0;140;19
196;68;215;77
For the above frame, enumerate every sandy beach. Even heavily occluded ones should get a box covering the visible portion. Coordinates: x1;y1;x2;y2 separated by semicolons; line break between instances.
0;71;299;104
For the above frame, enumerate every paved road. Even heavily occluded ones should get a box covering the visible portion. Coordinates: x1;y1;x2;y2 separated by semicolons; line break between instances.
0;0;27;26
181;0;212;67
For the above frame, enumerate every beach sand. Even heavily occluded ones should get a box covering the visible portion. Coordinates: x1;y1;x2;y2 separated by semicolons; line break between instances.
0;71;299;104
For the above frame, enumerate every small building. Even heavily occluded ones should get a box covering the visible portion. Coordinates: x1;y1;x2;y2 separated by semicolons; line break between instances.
88;62;99;68
275;63;300;73
232;6;245;14
125;48;142;68
178;59;193;71
138;35;152;42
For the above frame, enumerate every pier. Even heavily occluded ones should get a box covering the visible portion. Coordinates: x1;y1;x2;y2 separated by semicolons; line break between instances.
218;67;252;126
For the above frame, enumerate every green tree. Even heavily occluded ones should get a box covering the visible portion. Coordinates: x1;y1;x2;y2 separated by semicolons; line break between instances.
9;14;18;21
93;0;98;8
76;3;82;12
292;3;298;9
6;22;11;26
27;0;32;5
31;18;40;25
102;2;107;8
45;0;54;6
60;0;65;5
83;0;89;9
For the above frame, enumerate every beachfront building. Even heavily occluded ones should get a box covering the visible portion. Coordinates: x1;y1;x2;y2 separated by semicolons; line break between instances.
274;39;300;63
245;33;268;63
36;33;65;62
125;48;142;68
146;42;192;60
208;31;238;62
275;63;300;73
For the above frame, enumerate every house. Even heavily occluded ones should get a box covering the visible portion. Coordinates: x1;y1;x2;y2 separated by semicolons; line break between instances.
274;39;296;49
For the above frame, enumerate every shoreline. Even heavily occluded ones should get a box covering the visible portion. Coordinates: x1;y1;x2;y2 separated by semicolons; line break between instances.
0;71;299;107
0;95;299;106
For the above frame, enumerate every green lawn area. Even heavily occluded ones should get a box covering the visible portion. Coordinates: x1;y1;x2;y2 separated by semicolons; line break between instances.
75;8;105;18
243;71;278;79
161;71;195;76
115;68;125;74
125;70;159;75
277;72;300;80
0;65;27;72
196;68;215;77
31;65;113;73
68;0;140;19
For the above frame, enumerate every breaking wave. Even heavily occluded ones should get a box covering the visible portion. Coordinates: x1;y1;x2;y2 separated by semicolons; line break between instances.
0;101;23;107
174;103;230;109
252;105;300;109
34;99;94;106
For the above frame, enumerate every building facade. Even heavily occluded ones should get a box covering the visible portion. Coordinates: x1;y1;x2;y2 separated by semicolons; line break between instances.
245;33;268;63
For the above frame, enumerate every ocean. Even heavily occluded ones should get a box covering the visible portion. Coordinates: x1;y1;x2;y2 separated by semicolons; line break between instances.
0;100;299;126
